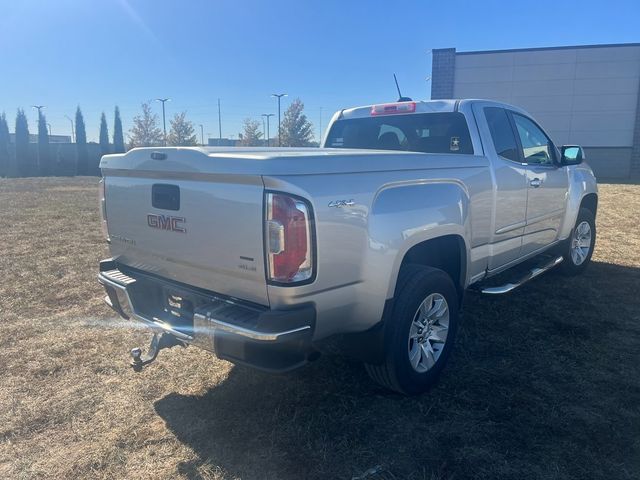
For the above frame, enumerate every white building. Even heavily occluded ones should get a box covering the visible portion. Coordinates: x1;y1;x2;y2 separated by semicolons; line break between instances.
431;43;640;179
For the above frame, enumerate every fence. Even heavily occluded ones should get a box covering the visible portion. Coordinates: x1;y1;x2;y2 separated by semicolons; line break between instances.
0;142;106;177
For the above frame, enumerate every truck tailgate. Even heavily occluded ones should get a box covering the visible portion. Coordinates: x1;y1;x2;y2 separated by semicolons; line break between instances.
104;174;268;306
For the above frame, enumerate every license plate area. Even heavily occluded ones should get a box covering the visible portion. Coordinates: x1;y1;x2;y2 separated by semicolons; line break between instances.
162;289;194;333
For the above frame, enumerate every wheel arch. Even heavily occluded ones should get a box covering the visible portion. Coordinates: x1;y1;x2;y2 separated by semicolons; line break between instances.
580;192;598;217
394;234;468;303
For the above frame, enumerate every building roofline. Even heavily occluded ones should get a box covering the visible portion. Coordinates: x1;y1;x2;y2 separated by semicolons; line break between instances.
434;42;640;56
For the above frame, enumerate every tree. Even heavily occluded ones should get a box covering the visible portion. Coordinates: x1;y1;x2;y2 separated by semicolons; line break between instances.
128;102;163;148
99;112;110;155
238;118;263;146
280;98;314;147
113;106;125;153
38;111;50;176
15;109;32;176
167;111;197;146
0;113;9;177
75;106;88;175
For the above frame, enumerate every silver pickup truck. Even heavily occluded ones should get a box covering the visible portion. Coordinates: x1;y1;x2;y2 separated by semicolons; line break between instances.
98;99;597;394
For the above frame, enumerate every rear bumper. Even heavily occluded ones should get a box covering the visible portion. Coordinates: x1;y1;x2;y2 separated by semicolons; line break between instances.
98;259;316;372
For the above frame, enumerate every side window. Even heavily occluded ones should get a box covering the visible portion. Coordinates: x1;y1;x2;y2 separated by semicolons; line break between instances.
484;107;519;162
512;114;555;165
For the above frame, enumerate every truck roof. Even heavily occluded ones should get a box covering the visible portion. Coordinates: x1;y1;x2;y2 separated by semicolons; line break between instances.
338;98;526;120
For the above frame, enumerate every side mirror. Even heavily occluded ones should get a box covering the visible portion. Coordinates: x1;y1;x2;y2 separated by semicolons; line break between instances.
561;145;584;166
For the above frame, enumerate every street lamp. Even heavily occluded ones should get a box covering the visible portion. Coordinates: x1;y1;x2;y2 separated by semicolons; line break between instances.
261;114;274;147
47;123;52;136
199;124;204;146
64;115;75;142
271;93;287;146
155;98;171;146
31;105;45;117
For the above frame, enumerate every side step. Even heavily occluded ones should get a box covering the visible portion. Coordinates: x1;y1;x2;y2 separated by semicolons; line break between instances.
478;256;563;295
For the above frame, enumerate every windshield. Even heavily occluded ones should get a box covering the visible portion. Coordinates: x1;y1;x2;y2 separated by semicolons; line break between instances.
324;112;474;154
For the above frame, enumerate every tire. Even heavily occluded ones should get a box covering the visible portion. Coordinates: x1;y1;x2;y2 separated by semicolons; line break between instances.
365;265;459;395
559;207;596;276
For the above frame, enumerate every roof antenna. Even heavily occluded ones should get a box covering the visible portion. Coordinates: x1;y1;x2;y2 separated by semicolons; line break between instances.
394;73;413;102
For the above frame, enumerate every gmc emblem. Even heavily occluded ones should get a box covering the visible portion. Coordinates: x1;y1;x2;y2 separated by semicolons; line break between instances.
147;213;186;233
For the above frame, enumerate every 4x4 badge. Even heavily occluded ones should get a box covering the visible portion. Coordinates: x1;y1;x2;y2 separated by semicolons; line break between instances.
328;199;355;208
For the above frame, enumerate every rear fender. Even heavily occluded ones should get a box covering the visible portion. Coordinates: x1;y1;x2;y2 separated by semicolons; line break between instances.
367;181;471;298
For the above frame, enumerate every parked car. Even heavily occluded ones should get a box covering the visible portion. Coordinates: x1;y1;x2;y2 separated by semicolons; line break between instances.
98;99;597;394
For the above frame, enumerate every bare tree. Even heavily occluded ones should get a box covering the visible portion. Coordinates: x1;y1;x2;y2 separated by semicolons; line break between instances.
167;112;198;146
238;118;263;146
128;102;163;147
280;98;314;147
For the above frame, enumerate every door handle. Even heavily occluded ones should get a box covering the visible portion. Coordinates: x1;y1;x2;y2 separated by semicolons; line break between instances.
530;178;542;188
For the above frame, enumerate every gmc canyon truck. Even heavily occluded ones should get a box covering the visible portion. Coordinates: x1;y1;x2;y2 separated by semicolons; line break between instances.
98;99;597;394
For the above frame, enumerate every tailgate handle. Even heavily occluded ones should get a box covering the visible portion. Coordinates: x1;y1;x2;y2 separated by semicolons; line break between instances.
152;184;180;211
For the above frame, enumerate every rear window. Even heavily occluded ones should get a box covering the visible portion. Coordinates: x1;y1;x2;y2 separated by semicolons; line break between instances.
325;112;473;154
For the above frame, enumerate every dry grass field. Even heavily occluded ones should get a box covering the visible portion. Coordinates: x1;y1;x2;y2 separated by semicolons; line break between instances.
1;177;639;480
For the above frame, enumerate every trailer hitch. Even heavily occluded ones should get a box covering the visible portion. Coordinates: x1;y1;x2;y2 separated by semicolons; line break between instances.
130;332;186;372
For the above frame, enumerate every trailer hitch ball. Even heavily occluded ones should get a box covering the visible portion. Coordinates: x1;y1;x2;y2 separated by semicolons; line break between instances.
129;333;185;372
130;347;144;371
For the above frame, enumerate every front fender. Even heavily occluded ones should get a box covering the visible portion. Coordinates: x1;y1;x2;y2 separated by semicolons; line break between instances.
560;163;598;240
366;181;471;298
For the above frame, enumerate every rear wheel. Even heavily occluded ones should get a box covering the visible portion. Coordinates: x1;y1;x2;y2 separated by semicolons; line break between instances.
560;207;596;276
365;265;459;395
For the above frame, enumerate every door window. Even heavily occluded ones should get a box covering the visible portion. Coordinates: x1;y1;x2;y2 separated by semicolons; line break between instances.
512;114;555;166
484;107;519;162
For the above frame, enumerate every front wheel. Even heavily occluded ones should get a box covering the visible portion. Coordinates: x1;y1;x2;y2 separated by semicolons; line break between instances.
559;207;596;276
365;265;459;395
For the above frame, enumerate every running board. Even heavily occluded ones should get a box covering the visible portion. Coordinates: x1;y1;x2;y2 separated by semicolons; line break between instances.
479;256;563;295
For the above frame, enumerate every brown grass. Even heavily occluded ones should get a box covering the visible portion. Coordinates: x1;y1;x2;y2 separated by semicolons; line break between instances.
0;177;639;480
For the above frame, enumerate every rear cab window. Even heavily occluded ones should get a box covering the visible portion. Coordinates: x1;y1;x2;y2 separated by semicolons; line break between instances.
325;112;474;155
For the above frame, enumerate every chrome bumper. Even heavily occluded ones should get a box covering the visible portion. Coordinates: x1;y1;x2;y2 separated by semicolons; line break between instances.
98;259;316;372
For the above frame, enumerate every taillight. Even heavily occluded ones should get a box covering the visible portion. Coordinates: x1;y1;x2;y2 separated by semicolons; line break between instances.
98;178;109;241
265;192;314;284
370;101;416;116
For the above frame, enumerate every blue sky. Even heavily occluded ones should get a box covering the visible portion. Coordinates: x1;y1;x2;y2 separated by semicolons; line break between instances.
1;0;639;142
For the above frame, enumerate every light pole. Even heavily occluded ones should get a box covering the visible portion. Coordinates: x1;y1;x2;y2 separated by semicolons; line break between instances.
217;98;222;143
319;107;323;147
32;105;45;117
47;123;52;136
199;124;204;146
64;115;75;142
271;93;287;146
155;98;171;146
262;114;274;147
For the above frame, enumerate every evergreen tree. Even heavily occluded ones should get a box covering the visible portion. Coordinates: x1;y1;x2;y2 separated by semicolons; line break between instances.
15;109;32;176
167;112;198;146
113;106;125;153
38;111;50;176
128;102;163;147
238;118;263;146
280;98;314;147
75;106;88;175
99;112;110;155
0;113;10;177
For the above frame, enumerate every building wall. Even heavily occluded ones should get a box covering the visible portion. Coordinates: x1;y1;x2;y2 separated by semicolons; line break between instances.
432;44;640;178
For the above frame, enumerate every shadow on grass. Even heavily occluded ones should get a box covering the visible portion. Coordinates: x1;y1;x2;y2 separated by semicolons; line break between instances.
155;261;640;480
